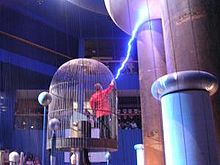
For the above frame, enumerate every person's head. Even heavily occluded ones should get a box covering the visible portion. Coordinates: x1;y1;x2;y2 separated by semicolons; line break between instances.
94;83;103;91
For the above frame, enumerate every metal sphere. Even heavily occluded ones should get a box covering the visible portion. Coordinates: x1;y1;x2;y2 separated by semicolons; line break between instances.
67;0;107;15
48;118;60;131
104;0;161;35
105;152;111;160
9;151;20;162
38;91;52;106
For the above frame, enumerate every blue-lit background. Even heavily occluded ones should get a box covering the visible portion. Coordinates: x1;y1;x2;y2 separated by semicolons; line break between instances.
0;0;141;164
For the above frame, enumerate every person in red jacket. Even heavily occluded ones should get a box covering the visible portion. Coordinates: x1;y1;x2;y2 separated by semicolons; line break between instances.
89;80;115;138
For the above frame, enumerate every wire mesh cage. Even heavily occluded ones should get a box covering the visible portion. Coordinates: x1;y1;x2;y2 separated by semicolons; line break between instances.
47;58;118;152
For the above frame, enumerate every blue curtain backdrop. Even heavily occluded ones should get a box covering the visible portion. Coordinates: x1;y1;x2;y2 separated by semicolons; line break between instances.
90;129;142;165
12;130;42;158
110;129;142;165
10;128;142;165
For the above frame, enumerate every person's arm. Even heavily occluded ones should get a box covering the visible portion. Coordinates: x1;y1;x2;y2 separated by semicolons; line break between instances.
89;96;95;110
104;80;115;94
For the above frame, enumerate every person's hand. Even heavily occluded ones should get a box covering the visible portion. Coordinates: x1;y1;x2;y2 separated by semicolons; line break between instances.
110;79;115;86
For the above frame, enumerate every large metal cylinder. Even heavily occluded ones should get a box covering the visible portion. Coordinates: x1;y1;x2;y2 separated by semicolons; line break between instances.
104;1;165;164
160;0;219;74
137;19;166;165
160;0;220;159
152;71;219;165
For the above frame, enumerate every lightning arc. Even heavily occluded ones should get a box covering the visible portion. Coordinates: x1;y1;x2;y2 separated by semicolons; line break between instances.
114;14;146;80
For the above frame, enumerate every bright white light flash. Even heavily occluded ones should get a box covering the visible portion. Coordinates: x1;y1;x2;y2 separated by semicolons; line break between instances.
115;10;147;80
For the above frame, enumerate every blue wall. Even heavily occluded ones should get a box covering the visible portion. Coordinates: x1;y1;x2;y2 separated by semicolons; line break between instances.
110;129;142;165
10;129;142;165
0;3;141;163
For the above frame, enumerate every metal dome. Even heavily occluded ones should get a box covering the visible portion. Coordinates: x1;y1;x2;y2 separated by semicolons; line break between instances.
67;0;108;15
47;58;118;152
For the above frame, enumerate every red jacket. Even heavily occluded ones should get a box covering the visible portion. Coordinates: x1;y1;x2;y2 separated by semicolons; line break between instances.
89;83;114;118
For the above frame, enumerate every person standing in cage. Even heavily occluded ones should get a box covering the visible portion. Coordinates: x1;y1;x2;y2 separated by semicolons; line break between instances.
89;80;115;138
